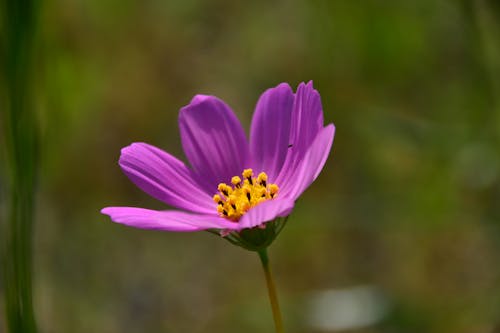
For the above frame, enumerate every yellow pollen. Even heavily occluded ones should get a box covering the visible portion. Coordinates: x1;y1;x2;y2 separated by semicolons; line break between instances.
231;176;242;187
257;172;267;183
217;183;232;197
242;168;253;179
213;194;223;205
214;170;279;222
269;184;279;198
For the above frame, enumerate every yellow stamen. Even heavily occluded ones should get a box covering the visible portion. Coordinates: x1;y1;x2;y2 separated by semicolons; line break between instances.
242;168;253;179
217;183;232;197
269;184;279;198
214;170;279;222
213;194;223;205
257;172;267;185
231;176;242;187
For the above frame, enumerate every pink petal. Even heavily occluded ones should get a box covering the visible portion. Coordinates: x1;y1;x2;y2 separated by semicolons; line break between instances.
276;81;324;185
101;207;240;232
179;95;249;193
238;198;295;229
279;124;335;200
249;83;294;181
119;143;215;214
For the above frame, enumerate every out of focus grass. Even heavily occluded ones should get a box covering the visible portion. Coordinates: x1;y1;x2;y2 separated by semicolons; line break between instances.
1;0;40;332
2;1;500;332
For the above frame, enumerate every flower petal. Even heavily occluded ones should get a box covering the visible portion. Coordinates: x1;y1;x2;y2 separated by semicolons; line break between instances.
249;83;294;181
276;81;325;185
119;142;215;214
280;124;335;200
291;81;324;147
179;95;249;192
238;198;295;229
101;207;240;232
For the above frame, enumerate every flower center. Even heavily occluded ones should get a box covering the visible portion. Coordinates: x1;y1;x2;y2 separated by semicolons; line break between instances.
213;169;279;222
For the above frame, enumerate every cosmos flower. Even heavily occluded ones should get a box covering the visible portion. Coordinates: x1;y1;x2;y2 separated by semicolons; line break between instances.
101;82;335;248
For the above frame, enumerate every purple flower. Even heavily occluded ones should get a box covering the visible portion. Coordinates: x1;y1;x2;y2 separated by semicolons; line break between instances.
101;82;335;242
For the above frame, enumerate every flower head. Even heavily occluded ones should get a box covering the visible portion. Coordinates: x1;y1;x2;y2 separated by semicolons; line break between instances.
101;82;335;250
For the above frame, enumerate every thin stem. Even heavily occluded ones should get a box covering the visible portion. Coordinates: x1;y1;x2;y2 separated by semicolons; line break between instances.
257;248;284;333
1;0;40;332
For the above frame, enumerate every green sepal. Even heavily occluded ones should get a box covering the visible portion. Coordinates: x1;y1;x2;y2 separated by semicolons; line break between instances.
208;216;289;251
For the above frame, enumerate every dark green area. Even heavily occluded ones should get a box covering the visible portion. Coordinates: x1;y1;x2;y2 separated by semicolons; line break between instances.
1;0;40;332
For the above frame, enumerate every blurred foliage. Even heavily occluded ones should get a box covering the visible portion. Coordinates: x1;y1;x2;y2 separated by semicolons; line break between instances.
2;0;500;332
1;0;40;332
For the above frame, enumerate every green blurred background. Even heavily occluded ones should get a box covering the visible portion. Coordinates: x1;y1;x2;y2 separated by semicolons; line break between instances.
2;0;500;332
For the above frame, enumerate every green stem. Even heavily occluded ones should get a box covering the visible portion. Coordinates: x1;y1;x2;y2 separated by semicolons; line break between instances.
1;0;39;332
257;248;284;333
